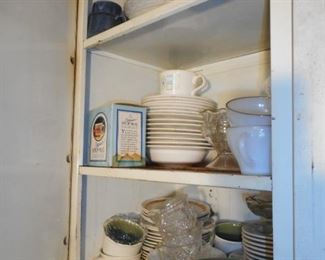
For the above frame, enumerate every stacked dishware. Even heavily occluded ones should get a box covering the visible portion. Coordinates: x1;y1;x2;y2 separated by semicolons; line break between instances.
94;216;145;260
242;221;273;260
225;96;272;175
140;196;211;259
143;70;217;165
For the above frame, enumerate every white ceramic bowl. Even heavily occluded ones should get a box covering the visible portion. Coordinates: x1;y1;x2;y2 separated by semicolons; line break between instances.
226;96;271;126
102;218;144;257
148;146;209;164
213;222;243;254
226;126;271;176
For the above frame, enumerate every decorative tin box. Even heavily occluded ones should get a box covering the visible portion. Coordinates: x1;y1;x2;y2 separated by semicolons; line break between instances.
85;103;146;167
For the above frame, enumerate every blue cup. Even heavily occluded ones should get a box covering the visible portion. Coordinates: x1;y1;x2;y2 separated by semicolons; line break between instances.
87;1;126;37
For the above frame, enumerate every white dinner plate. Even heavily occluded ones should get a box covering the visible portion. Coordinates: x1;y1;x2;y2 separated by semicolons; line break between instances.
143;95;217;105
147;136;208;142
147;131;203;137
147;109;201;115
144;102;216;110
242;231;273;241
143;242;160;249
145;233;162;240
143;224;160;232
147;122;202;127
147;140;211;146
244;251;273;260
145;104;215;111
244;248;273;259
242;221;273;240
143;102;217;110
144;231;162;237
147;144;211;150
141;214;155;224
142;244;157;252
243;240;273;254
142;242;158;250
147;127;201;133
147;118;203;124
242;233;273;247
148;112;203;119
144;236;162;243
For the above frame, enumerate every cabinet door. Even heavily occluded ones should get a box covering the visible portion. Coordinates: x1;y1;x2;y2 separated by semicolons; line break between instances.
0;0;76;259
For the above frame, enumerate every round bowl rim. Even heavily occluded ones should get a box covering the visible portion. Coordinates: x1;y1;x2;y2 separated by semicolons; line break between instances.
103;218;145;245
226;96;271;116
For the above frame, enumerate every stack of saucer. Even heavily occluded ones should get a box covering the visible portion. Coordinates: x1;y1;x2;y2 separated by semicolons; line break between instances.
139;196;211;259
142;95;217;165
242;221;273;260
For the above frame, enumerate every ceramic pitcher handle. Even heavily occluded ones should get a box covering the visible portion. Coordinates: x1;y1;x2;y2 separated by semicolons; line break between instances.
191;74;207;96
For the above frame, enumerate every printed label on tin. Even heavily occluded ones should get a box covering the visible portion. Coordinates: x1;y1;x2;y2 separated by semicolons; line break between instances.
90;113;107;161
117;110;142;161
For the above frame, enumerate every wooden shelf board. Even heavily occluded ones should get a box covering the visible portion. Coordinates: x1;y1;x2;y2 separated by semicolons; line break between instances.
84;0;270;69
79;166;272;191
84;0;207;49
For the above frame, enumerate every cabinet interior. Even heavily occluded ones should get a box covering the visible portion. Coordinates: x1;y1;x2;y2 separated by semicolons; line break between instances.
82;48;271;258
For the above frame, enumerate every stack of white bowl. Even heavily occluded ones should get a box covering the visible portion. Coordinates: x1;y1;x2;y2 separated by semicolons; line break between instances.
242;221;273;260
143;95;216;165
139;196;211;259
225;96;272;176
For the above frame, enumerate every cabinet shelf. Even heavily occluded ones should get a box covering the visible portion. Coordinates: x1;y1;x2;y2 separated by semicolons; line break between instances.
84;0;269;69
79;166;272;191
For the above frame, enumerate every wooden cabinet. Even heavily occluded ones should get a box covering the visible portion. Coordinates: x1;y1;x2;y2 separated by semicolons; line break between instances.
69;1;296;259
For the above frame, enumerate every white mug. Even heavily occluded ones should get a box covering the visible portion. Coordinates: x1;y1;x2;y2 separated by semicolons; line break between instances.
160;70;207;96
226;126;271;175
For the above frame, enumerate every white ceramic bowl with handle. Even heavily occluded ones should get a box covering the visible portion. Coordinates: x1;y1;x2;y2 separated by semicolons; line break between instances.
226;96;271;126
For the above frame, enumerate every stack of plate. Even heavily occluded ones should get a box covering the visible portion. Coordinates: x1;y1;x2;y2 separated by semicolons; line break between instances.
140;197;211;259
142;95;217;165
242;221;273;260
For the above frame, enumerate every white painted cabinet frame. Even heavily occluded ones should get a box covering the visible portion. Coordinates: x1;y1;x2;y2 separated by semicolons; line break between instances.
67;1;301;259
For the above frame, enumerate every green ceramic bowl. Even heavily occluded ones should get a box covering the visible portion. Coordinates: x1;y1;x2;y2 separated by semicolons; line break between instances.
215;222;242;242
104;218;144;245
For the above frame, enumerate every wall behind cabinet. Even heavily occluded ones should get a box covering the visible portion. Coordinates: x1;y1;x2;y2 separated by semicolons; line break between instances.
0;1;76;259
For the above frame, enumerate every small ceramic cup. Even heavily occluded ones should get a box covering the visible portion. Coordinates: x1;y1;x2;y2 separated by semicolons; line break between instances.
226;126;271;175
160;70;208;96
213;221;243;254
102;218;145;257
